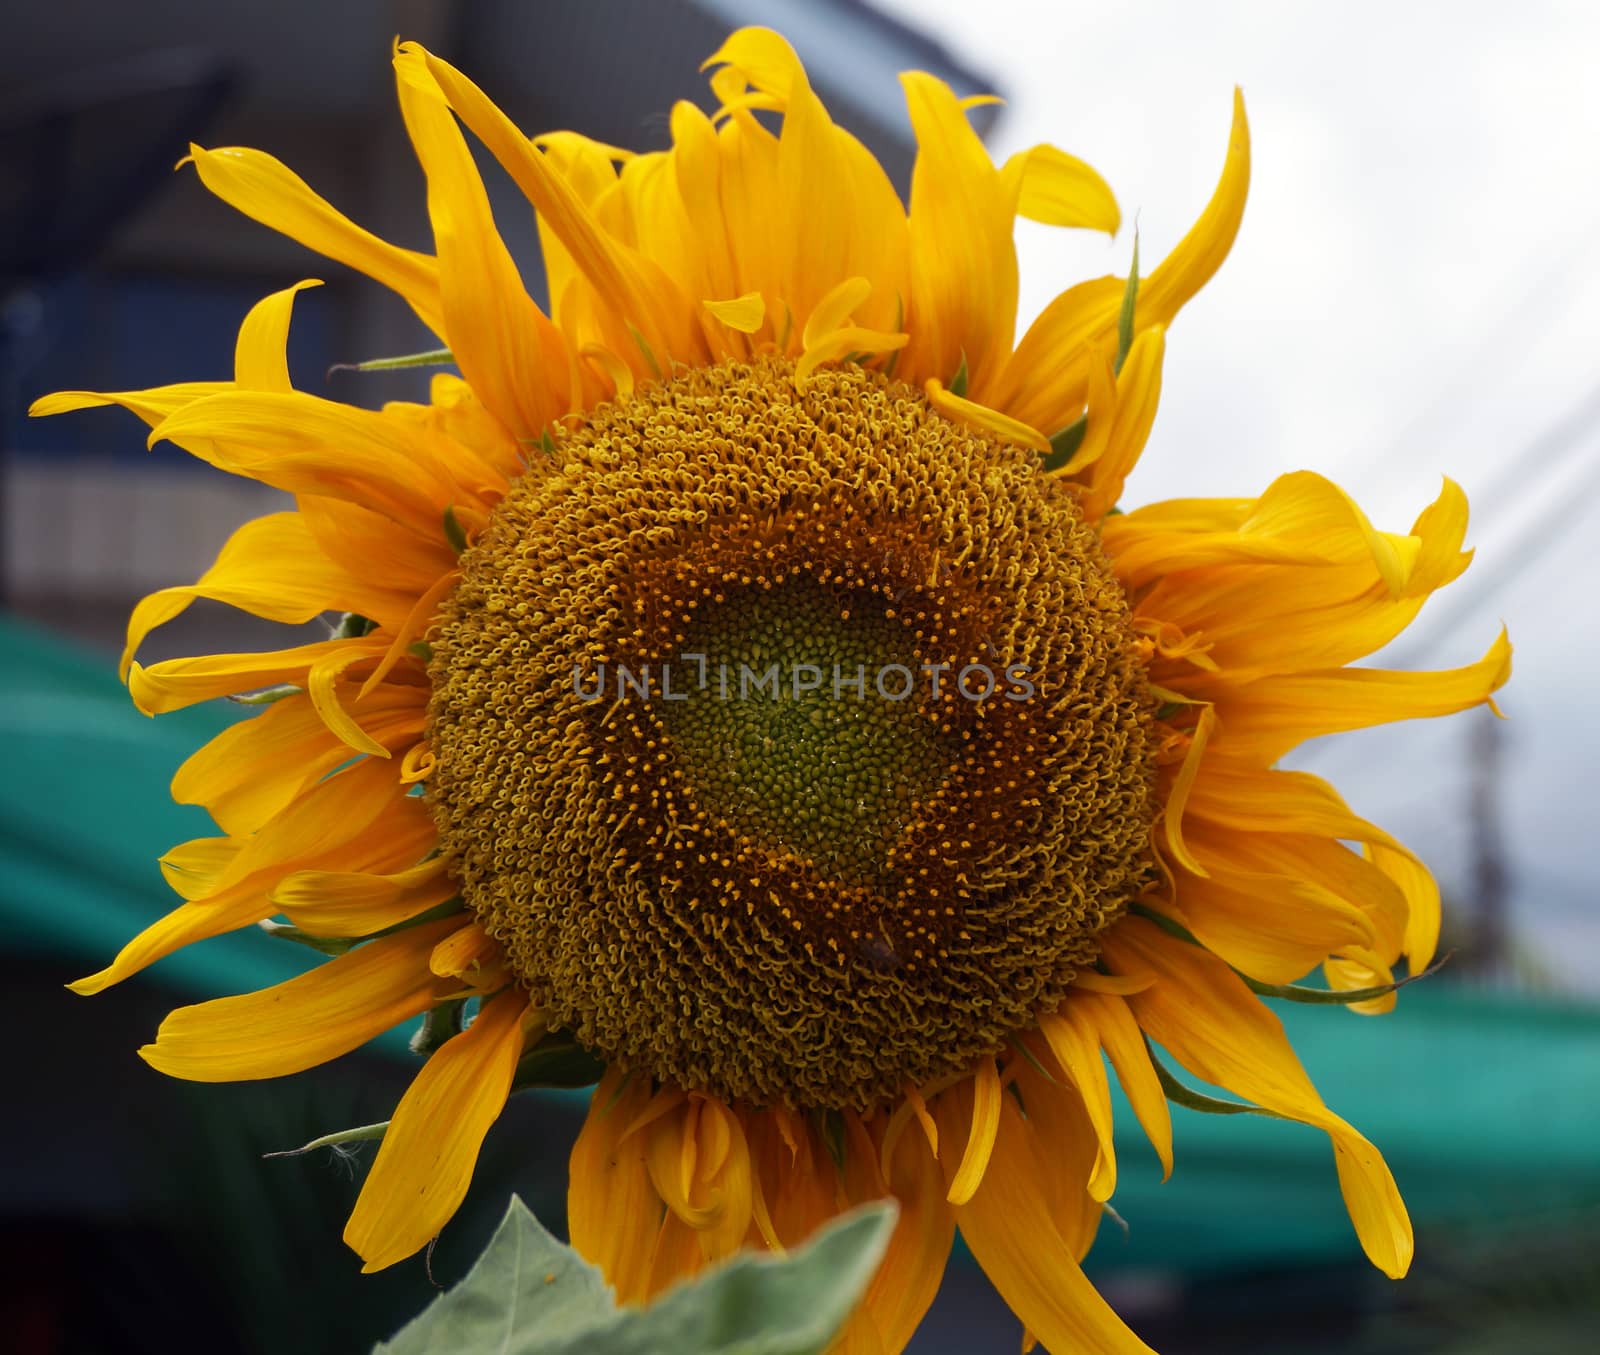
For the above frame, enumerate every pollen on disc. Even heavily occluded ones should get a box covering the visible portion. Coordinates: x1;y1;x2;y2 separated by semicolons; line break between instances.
426;357;1157;1111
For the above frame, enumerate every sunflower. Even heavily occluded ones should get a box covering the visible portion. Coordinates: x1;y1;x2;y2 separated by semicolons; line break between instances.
34;28;1511;1354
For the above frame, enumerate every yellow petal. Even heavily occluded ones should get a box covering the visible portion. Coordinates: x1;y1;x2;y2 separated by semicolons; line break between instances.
429;918;502;981
1211;629;1512;763
392;48;572;440
900;70;1016;389
1184;759;1408;858
1107;471;1418;593
1324;948;1399;1017
1164;864;1378;986
1006;1052;1104;1260
408;44;700;375
158;836;244;901
1159;704;1215;877
936;1083;1157;1353
569;1070;663;1304
305;633;397;756
1070;990;1173;1181
642;1096;755;1262
271;856;453;937
924;378;1050;455
839;1121;954;1355
172;685;425;836
702;292;766;333
1369;841;1443;972
1141;89;1251;331
234;280;321;391
1079;326;1167;520
149;390;469;537
1002;142;1120;234
708;29;906;337
1105;918;1414;1278
75;757;425;993
185;144;444;335
345;989;532;1271
131;636;373;716
29;382;230;428
139;914;462;1081
994;91;1248;433
945;1058;1001;1205
298;493;458;603
802;276;873;350
794;326;908;385
121;512;413;679
1037;1009;1117;1201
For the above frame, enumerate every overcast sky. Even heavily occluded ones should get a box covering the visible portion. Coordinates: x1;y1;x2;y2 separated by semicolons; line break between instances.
871;0;1600;986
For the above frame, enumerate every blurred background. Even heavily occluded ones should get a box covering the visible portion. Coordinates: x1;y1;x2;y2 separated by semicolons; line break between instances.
2;1;1596;1351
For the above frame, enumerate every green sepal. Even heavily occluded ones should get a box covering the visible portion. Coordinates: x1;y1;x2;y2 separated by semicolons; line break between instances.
1010;1035;1062;1088
1128;902;1201;945
1154;701;1185;721
1040;415;1087;473
1129;902;1448;1009
374;1195;897;1355
255;920;356;957
818;1109;847;1174
628;324;663;382
334;612;378;639
411;998;465;1057
343;347;455;373
443;504;469;555
1241;955;1451;1007
227;683;300;706
883;293;906;381
510;1030;607;1093
408;640;435;662
948;352;970;398
539;427;558;457
1144;1037;1288;1122
258;898;465;958
1115;234;1140;376
263;1120;389;1159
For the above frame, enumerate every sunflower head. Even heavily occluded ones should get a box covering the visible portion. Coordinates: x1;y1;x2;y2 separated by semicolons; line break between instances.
31;22;1512;1355
428;355;1157;1109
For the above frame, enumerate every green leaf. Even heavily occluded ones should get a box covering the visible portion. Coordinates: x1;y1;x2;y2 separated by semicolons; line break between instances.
443;504;470;555
374;1195;613;1355
568;1200;897;1355
374;1195;898;1355
1040;415;1087;473
1115;234;1140;376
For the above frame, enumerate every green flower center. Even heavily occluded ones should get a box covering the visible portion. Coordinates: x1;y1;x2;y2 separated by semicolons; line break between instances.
654;577;958;885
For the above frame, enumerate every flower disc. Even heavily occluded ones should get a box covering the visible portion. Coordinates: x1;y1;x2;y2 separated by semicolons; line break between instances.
428;357;1157;1109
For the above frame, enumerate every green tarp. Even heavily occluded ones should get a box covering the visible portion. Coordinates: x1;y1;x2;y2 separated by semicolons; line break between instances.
4;613;1597;1274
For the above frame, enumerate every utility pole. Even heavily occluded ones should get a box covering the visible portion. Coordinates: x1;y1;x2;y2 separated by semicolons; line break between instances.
1465;710;1511;979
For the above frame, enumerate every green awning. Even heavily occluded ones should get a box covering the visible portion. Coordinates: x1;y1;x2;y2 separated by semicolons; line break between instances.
5;612;1597;1275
